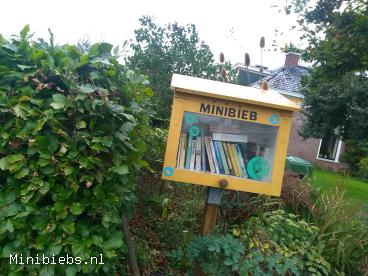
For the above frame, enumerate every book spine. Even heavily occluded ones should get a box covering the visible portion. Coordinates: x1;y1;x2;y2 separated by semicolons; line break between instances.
217;141;230;175
256;144;261;156
179;134;188;169
236;144;248;178
230;144;243;177
176;134;183;168
190;139;196;170
195;137;202;171
209;137;220;174
227;143;240;177
223;141;235;175
231;143;243;177
213;140;224;174
185;135;193;169
212;133;248;143
204;137;215;173
238;143;249;168
263;147;271;161
201;134;206;172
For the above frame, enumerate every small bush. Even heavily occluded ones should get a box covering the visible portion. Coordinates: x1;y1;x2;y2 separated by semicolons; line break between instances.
281;172;317;221
341;139;368;177
0;26;152;274
169;210;337;275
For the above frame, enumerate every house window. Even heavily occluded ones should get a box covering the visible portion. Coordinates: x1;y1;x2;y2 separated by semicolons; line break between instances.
317;135;342;162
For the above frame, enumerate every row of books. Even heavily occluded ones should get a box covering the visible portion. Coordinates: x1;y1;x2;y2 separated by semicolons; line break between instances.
176;132;251;178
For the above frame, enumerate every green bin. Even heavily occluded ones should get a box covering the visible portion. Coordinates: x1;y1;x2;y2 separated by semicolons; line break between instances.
285;156;313;177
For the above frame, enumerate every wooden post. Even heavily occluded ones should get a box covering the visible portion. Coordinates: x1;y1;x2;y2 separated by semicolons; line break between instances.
194;185;226;275
202;203;220;235
121;210;140;276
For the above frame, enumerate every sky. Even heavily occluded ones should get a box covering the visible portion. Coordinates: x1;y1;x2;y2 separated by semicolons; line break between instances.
0;0;306;69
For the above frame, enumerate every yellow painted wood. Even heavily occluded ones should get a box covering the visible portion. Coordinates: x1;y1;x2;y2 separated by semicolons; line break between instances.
283;95;303;106
162;74;300;197
171;74;300;112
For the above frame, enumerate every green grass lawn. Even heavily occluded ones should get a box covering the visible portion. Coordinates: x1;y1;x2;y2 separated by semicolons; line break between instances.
312;168;368;206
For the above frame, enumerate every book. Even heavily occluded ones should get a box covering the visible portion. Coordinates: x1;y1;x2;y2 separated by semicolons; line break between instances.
226;142;240;177
176;134;183;168
245;142;257;160
201;134;207;172
230;143;243;177
213;133;248;143
213;140;224;174
256;144;262;156
217;141;230;175
263;147;271;161
204;137;216;173
235;144;248;178
222;141;235;175
210;124;243;134
190;139;196;170
238;143;249;168
185;135;193;169
195;136;202;171
179;134;188;169
209;137;220;174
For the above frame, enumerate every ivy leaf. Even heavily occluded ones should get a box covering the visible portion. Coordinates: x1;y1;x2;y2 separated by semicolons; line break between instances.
0;220;14;233
14;167;29;179
103;231;123;250
79;84;95;94
70;203;84;215
76;120;86;129
62;221;75;234
47;244;62;256
72;242;90;261
111;165;129;175
50;94;67;109
8;154;25;164
107;102;125;115
13;104;26;118
65;266;77;276
17;64;34;71
0;157;8;170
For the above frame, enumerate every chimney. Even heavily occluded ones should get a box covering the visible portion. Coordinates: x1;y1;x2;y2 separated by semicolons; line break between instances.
284;53;299;67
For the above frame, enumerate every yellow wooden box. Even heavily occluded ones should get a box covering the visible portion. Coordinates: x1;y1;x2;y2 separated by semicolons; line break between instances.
162;74;300;196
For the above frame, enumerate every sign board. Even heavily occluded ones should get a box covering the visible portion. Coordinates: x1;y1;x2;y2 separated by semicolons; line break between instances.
162;74;300;196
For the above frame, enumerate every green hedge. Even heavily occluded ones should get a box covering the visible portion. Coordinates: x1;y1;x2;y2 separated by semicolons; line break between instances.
0;26;152;275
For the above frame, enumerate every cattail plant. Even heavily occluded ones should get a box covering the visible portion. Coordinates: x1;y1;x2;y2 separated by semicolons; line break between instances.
260;36;265;82
245;52;251;85
261;80;268;91
220;52;225;64
221;67;228;82
219;52;227;82
245;53;250;69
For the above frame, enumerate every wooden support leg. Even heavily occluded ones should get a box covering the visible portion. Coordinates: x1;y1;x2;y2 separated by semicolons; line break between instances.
194;187;224;275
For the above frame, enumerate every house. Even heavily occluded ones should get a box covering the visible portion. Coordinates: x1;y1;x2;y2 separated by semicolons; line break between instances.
236;64;273;86
237;53;348;171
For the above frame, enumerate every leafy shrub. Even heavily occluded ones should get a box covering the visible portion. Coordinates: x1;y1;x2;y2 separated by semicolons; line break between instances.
341;139;368;177
169;210;337;275
281;172;317;221
219;191;282;232
0;26;152;274
282;173;368;274
357;156;368;180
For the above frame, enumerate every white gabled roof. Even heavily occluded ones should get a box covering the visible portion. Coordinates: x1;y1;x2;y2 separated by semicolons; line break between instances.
170;74;300;112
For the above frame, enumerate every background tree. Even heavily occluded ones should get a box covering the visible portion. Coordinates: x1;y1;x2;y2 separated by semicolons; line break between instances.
127;16;238;124
285;0;368;173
